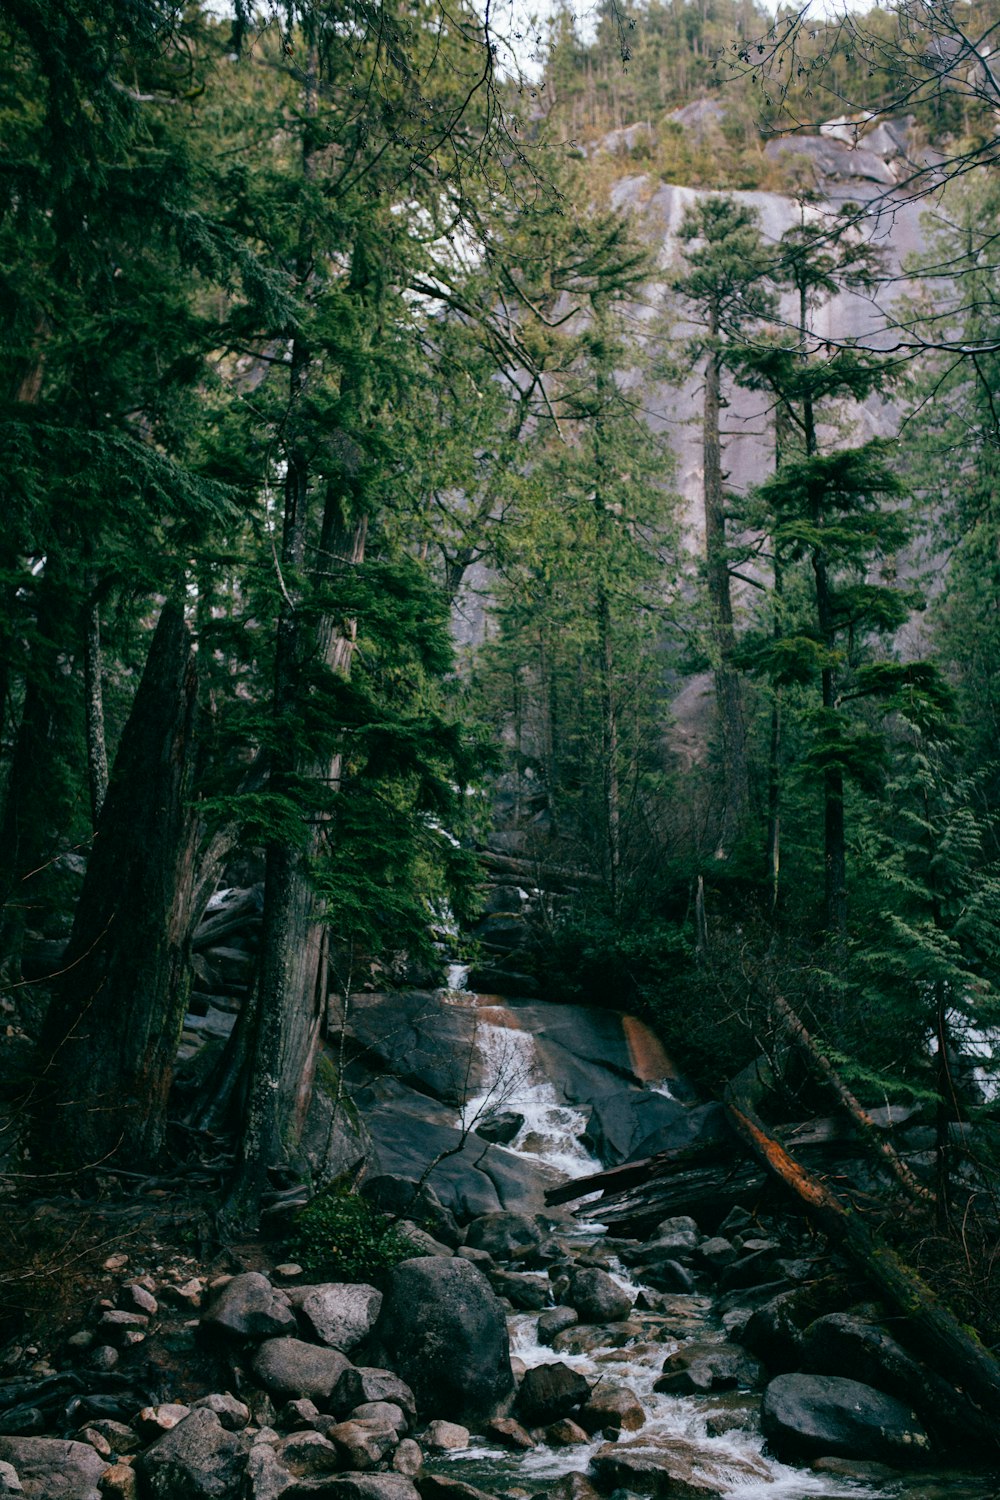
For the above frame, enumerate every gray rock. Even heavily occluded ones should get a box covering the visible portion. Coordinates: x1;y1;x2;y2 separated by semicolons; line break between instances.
578;1386;645;1434
464;1213;542;1261
351;1402;407;1435
484;1417;536;1450
202;1274;296;1341
800;1313;929;1407
315;1477;418;1500
391;1439;422;1477
365;1258;514;1424
654;1342;765;1395
487;1270;548;1310
191;1394;251;1431
421;1422;469;1452
566;1268;632;1323
537;1306;578;1345
301;1284;383;1352
641;1260;696;1294
515;1362;591;1426
251;1339;352;1403
696;1237;737;1271
327;1421;399;1471
277;1398;324;1432
0;1461;20;1495
473;1112;524;1145
0;1439;106;1500
414;1478;493;1500
331;1369;417;1426
589;1436;770;1496
274;1430;341;1476
761;1373;930;1465
134;1410;248;1498
243;1444;295;1500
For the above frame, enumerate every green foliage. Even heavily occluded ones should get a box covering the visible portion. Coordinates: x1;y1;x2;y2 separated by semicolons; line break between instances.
285;1188;419;1282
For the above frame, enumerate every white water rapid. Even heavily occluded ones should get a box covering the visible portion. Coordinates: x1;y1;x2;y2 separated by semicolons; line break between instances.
435;974;916;1500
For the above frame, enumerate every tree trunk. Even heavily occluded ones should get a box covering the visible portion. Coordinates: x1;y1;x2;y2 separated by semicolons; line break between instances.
31;601;200;1171
83;589;109;829
724;1101;1000;1447
704;330;746;854
770;993;934;1205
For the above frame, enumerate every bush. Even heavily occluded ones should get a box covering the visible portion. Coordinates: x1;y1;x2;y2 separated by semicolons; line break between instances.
284;1188;419;1282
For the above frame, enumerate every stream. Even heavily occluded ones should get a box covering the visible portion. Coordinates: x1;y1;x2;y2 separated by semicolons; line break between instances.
431;973;997;1500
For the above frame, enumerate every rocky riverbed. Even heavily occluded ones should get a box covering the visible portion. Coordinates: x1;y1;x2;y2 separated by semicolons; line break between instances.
1;1199;998;1500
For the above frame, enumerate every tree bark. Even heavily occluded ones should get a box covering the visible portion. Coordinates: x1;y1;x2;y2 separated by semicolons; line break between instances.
83;590;109;829
31;601;200;1171
704;328;747;855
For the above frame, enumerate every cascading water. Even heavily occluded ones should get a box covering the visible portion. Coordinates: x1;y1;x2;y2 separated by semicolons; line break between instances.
434;971;932;1500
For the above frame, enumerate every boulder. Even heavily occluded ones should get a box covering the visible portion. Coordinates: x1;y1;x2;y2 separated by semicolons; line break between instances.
391;1440;422;1477
331;1370;417;1426
190;1394;251;1432
761;1373;931;1465
365;1258;514;1424
351;1403;407;1435
0;1438;106;1500
484;1417;536;1451
274;1431;341;1477
319;1479;419;1500
464;1213;542;1261
578;1387;645;1435
653;1343;765;1395
134;1409;248;1498
300;1285;383;1352
251;1339;352;1404
537;1307;578;1346
566;1268;632;1323
800;1314;929;1409
201;1274;295;1341
544;1419;589;1445
415;1479;494;1500
326;1421;399;1471
421;1422;469;1452
243;1443;295;1500
473;1113;524;1146
515;1363;591;1426
589;1437;770;1497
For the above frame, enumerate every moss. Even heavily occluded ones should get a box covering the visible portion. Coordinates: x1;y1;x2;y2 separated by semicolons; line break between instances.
284;1187;419;1283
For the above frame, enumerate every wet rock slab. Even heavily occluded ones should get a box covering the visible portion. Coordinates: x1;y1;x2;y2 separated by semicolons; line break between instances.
590;1436;771;1498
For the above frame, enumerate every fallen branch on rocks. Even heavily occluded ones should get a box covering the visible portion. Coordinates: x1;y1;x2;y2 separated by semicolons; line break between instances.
724;1099;1000;1449
769;994;935;1207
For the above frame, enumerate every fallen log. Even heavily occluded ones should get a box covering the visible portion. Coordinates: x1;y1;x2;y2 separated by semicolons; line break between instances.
725;1099;1000;1447
770;994;935;1206
573;1160;769;1238
545;1138;737;1207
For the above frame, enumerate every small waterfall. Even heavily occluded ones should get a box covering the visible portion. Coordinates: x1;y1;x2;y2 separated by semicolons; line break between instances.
459;1017;604;1180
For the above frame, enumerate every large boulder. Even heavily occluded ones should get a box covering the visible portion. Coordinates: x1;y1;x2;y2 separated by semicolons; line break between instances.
589;1437;770;1497
365;1257;514;1424
566;1268;632;1323
134;1409;248;1498
251;1338;352;1403
464;1212;542;1261
654;1343;765;1395
516;1363;592;1426
761;1373;931;1465
299;1284;383;1352
201;1273;295;1341
0;1438;106;1500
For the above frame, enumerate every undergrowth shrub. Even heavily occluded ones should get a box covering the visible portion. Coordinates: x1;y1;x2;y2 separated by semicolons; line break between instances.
284;1188;418;1283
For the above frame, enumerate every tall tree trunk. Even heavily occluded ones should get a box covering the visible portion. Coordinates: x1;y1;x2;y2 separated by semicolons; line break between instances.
704;326;746;855
31;601;200;1170
83;588;109;829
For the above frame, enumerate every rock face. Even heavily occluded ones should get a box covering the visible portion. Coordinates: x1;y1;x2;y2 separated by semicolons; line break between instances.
365;1257;515;1424
761;1373;931;1465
